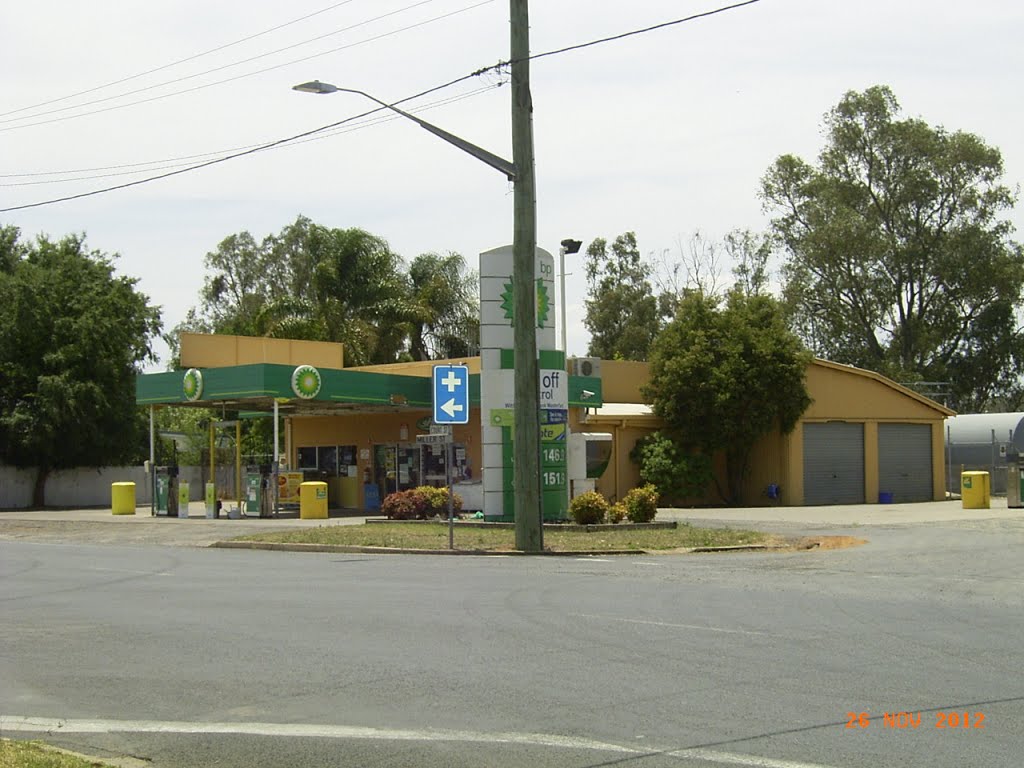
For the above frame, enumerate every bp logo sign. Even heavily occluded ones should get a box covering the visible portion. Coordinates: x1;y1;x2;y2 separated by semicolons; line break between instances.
182;368;204;401
499;278;550;329
291;365;322;399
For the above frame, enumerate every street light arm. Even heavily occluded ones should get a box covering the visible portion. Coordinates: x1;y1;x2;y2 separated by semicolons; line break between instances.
292;81;517;181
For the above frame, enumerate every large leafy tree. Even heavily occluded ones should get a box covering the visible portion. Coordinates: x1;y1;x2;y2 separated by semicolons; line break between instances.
762;85;1024;411
186;215;315;338
584;232;664;360
180;219;423;366
407;251;478;360
643;290;811;504
0;227;162;506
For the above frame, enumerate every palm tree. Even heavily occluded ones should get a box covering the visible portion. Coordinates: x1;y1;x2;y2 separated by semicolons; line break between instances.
407;252;479;360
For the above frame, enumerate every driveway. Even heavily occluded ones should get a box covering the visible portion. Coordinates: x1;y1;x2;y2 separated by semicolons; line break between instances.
0;503;378;547
1;497;1019;548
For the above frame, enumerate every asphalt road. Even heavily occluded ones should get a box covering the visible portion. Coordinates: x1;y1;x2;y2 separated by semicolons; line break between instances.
2;514;1023;767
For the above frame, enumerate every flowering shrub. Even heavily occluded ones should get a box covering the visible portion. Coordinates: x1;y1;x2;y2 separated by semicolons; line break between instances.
381;490;429;520
606;502;627;524
623;484;659;523
382;487;464;519
413;485;464;517
569;490;609;525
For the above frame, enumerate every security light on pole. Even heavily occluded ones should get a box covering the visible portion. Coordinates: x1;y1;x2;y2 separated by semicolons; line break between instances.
559;238;582;355
291;81;516;181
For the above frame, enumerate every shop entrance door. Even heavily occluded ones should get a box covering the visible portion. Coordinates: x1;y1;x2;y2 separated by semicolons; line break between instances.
373;444;421;500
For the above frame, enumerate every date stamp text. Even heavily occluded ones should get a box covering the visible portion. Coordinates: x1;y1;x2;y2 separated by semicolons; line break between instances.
846;711;986;730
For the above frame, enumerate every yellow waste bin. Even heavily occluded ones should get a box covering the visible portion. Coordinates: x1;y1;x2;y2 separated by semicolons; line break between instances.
961;471;990;510
300;481;329;519
111;482;136;515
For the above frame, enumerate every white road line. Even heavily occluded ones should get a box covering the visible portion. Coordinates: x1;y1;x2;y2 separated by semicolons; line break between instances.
676;747;840;768
87;567;171;576
0;716;839;768
0;717;637;754
576;557;613;562
0;717;843;768
570;612;775;637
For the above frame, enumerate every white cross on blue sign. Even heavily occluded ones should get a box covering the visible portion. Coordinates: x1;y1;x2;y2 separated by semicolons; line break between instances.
432;364;469;425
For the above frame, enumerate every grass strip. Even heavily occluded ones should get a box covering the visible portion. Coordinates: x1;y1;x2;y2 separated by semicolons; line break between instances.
235;521;770;552
0;739;119;768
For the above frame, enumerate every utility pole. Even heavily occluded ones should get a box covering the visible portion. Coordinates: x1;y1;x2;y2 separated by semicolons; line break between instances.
510;0;542;552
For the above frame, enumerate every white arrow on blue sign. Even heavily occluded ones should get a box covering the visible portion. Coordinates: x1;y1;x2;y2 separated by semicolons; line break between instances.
432;364;470;425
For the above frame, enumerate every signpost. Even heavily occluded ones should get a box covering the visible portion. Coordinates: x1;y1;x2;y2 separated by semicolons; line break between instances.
432;364;470;425
427;365;468;549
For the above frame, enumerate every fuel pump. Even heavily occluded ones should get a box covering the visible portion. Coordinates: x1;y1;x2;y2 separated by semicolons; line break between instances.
244;463;274;517
154;464;179;516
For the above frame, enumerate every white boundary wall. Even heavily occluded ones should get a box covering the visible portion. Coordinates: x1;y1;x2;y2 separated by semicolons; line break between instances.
0;465;204;509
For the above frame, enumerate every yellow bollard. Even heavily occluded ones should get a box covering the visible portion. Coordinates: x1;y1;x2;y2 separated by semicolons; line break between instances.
300;481;328;519
177;481;190;518
961;471;990;510
111;482;136;515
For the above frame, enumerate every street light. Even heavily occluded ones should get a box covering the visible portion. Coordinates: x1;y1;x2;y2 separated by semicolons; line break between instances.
293;62;545;551
559;238;582;354
291;81;516;181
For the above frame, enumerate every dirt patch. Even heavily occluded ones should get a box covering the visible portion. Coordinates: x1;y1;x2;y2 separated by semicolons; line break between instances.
636;534;867;555
793;535;868;551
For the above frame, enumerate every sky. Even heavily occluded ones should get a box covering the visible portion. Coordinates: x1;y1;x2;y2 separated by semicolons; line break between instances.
3;0;1022;371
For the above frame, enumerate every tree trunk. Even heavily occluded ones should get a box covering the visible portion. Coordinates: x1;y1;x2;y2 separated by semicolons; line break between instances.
33;466;49;508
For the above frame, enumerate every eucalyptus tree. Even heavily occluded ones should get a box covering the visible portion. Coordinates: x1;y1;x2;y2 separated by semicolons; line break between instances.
762;85;1024;410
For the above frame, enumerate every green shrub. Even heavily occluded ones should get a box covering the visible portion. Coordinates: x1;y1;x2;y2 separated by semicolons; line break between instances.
623;484;659;523
606;502;627;524
413;485;463;517
630;432;712;503
569;490;609;525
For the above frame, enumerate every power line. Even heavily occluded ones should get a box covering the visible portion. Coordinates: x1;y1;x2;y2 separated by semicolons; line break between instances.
0;0;440;126
0;70;489;212
2;1;761;168
0;0;493;133
0;0;366;120
0;1;763;212
525;0;763;66
0;83;503;180
0;84;503;187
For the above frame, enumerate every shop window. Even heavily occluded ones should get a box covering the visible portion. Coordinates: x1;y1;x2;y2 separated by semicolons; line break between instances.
318;446;338;476
339;445;358;478
297;446;318;471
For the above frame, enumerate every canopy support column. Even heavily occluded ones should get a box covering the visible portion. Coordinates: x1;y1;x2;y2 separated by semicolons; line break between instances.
273;399;280;517
149;406;156;516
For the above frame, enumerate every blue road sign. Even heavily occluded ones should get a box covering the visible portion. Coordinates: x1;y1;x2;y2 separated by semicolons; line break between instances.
432;364;470;425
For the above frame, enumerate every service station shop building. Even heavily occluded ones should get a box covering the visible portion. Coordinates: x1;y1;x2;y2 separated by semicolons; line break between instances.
136;247;953;516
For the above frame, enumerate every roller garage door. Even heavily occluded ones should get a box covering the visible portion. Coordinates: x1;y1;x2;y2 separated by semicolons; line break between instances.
878;423;933;502
803;422;865;505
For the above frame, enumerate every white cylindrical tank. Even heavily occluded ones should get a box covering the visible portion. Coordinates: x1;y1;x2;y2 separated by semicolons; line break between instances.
944;412;1024;494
